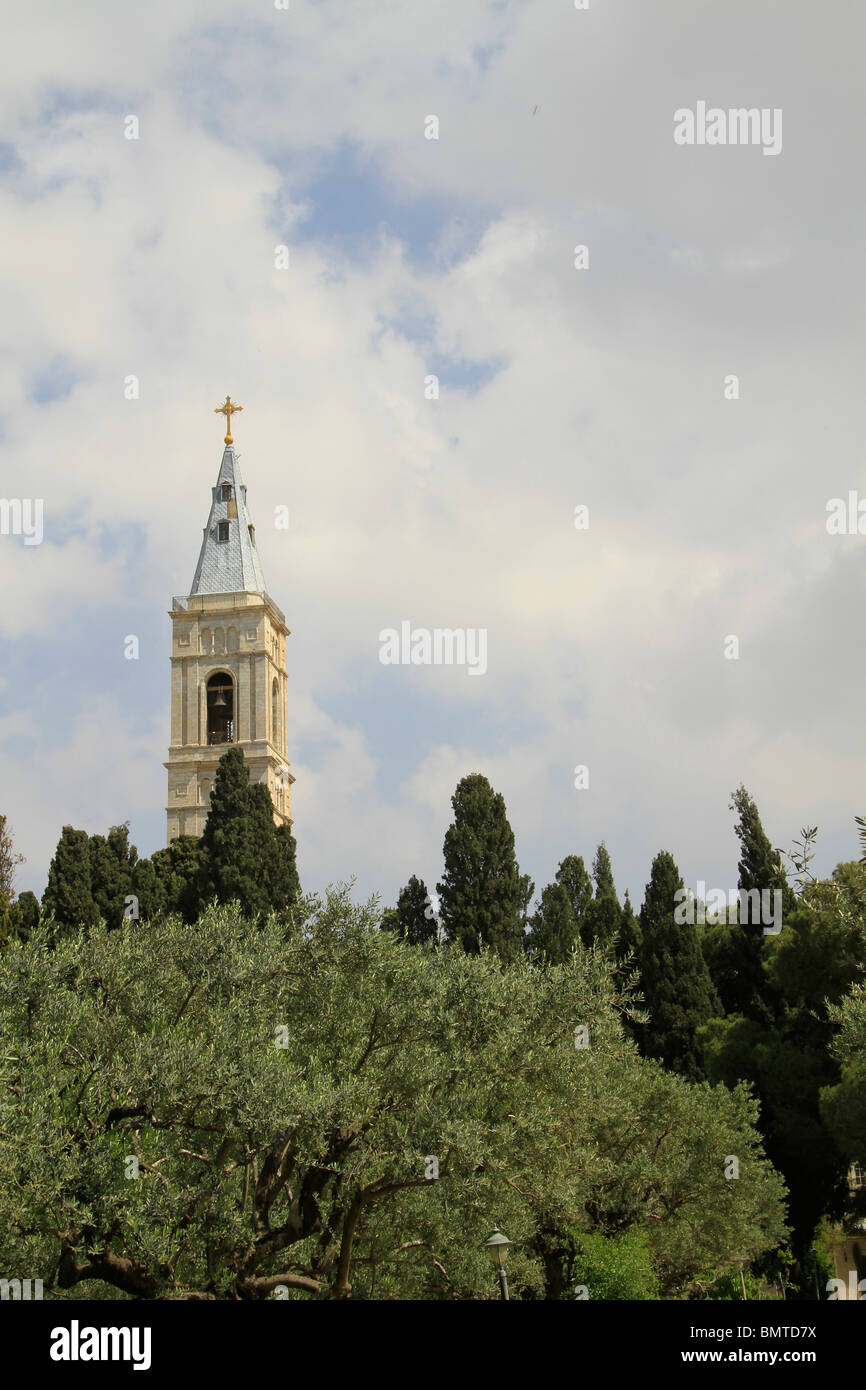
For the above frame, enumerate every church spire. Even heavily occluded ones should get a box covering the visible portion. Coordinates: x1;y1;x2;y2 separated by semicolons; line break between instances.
165;399;293;844
189;399;266;596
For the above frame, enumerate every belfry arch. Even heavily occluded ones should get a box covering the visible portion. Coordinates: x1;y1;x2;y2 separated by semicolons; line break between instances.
206;671;234;746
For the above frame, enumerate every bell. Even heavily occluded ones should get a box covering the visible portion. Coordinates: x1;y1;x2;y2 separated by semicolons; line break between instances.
212;687;227;708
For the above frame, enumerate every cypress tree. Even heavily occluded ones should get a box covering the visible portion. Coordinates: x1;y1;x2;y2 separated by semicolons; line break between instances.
381;875;437;945
0;890;40;947
554;855;592;937
43;827;97;935
614;889;643;1025
730;786;794;910
728;786;792;1023
698;916;741;1018
196;751;271;917
616;889;641;968
582;842;622;949
437;773;532;962
526;882;578;964
11;890;40;940
194;748;300;919
89;823;137;930
130;856;166;924
638;850;719;1080
273;823;301;914
249;782;286;907
150;836;202;923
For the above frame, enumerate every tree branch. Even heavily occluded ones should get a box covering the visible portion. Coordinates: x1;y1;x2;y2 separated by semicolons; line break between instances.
236;1271;321;1298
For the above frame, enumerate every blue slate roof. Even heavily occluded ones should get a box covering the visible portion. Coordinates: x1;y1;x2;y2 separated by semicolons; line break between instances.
189;444;267;596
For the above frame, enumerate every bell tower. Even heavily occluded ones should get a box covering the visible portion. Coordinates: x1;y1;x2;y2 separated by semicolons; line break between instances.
165;397;294;841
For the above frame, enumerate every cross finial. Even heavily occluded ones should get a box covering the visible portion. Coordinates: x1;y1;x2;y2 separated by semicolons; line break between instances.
214;394;243;444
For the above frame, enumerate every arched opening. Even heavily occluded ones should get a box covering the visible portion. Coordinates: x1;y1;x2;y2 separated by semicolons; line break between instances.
207;672;234;745
272;677;280;749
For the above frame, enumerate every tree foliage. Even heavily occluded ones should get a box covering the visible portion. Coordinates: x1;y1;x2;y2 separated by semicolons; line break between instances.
42;827;97;935
725;786;794;1023
89;824;138;931
0;813;24;911
545;1228;659;1301
583;843;622;950
637;851;719;1080
193;747;300;919
0;892;786;1300
617;890;641;967
437;774;532;962
701;835;866;1248
146;836;202;923
555;855;593;936
380;875;437;946
526;882;578;964
820;982;866;1168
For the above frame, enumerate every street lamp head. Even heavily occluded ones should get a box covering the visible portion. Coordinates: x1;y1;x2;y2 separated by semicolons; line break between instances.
485;1227;511;1267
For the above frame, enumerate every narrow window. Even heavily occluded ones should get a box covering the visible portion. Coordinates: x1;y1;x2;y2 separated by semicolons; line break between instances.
221;483;233;501
216;521;229;543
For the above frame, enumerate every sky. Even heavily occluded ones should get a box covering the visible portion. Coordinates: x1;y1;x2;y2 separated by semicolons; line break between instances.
1;0;864;914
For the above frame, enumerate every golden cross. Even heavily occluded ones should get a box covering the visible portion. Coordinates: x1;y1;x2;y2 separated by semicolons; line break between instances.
214;395;243;444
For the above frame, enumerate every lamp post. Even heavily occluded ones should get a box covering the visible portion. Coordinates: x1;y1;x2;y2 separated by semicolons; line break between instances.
735;1257;748;1301
485;1227;511;1301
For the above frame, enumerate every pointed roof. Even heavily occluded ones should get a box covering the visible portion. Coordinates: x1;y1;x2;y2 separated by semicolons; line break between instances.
189;443;267;596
